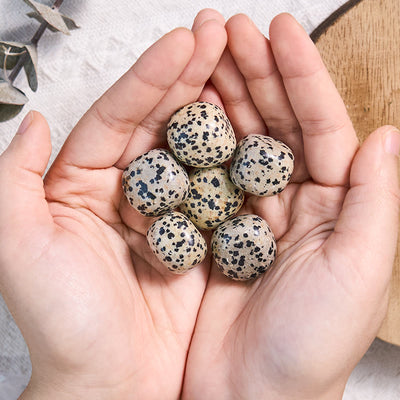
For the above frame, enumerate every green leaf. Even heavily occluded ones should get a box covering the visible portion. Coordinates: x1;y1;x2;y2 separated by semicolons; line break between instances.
0;80;28;122
23;44;38;92
27;11;80;32
59;14;80;31
0;42;38;92
0;104;25;122
23;0;70;35
0;80;29;105
0;41;26;70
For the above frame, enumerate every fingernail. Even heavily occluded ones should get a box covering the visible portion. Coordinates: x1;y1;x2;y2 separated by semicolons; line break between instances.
193;18;220;32
17;111;33;135
384;128;400;155
244;14;258;29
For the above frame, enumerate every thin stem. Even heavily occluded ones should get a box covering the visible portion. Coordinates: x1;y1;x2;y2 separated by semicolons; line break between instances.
2;46;27;83
3;48;9;82
8;0;64;84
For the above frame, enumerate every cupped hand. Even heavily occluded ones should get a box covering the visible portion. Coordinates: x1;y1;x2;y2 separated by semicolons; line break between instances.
0;10;227;400
183;13;400;400
1;9;398;400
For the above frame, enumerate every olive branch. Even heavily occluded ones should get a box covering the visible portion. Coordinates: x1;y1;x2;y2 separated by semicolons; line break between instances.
0;0;79;122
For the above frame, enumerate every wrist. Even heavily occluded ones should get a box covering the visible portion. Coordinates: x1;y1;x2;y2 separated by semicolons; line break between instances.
19;375;131;400
262;382;345;400
19;385;75;400
183;381;345;400
266;391;343;400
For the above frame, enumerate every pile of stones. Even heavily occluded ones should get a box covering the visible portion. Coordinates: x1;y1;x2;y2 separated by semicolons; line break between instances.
122;102;294;281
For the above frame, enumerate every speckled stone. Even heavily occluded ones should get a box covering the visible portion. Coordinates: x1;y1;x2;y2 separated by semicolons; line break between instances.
167;101;236;168
211;214;277;281
180;165;244;230
146;211;207;274
230;134;294;196
122;148;189;217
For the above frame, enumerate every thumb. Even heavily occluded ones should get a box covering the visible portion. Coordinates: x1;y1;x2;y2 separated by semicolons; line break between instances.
1;110;51;175
0;111;53;264
326;125;400;294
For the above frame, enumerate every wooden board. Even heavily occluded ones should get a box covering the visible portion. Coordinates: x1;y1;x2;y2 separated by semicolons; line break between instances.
313;0;400;345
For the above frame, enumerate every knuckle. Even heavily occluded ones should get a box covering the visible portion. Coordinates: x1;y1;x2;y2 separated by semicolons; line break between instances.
299;117;350;138
90;101;135;135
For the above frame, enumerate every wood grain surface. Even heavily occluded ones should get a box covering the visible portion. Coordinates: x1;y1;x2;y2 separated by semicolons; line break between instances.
314;0;400;345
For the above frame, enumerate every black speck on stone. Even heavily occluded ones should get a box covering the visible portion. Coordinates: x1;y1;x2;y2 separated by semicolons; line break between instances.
191;189;202;200
208;199;216;210
177;221;186;229
136;181;148;193
211;177;220;187
188;235;195;246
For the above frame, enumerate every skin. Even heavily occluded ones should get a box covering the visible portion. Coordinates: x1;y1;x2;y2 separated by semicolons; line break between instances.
0;9;398;400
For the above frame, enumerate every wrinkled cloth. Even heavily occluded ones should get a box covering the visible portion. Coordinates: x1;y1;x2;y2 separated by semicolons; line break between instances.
1;1;399;399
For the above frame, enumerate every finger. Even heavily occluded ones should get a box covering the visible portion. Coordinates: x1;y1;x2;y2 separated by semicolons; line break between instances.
226;14;307;182
116;10;227;168
269;13;359;186
191;7;225;31
118;196;158;236
0;111;53;274
198;81;224;109
238;184;299;241
210;48;267;141
325;126;400;295
55;28;195;170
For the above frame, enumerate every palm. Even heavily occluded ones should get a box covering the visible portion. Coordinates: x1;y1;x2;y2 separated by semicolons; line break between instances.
1;10;397;400
0;13;226;399
37;18;227;396
185;182;352;398
34;165;209;397
183;13;397;400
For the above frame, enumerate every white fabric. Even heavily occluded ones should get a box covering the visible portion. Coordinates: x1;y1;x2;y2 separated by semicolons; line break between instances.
0;0;399;399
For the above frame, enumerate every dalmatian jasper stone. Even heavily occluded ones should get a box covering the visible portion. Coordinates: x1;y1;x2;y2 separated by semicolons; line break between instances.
211;214;277;281
147;211;207;274
230;134;294;196
122;148;189;217
167;101;236;168
180;165;244;230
